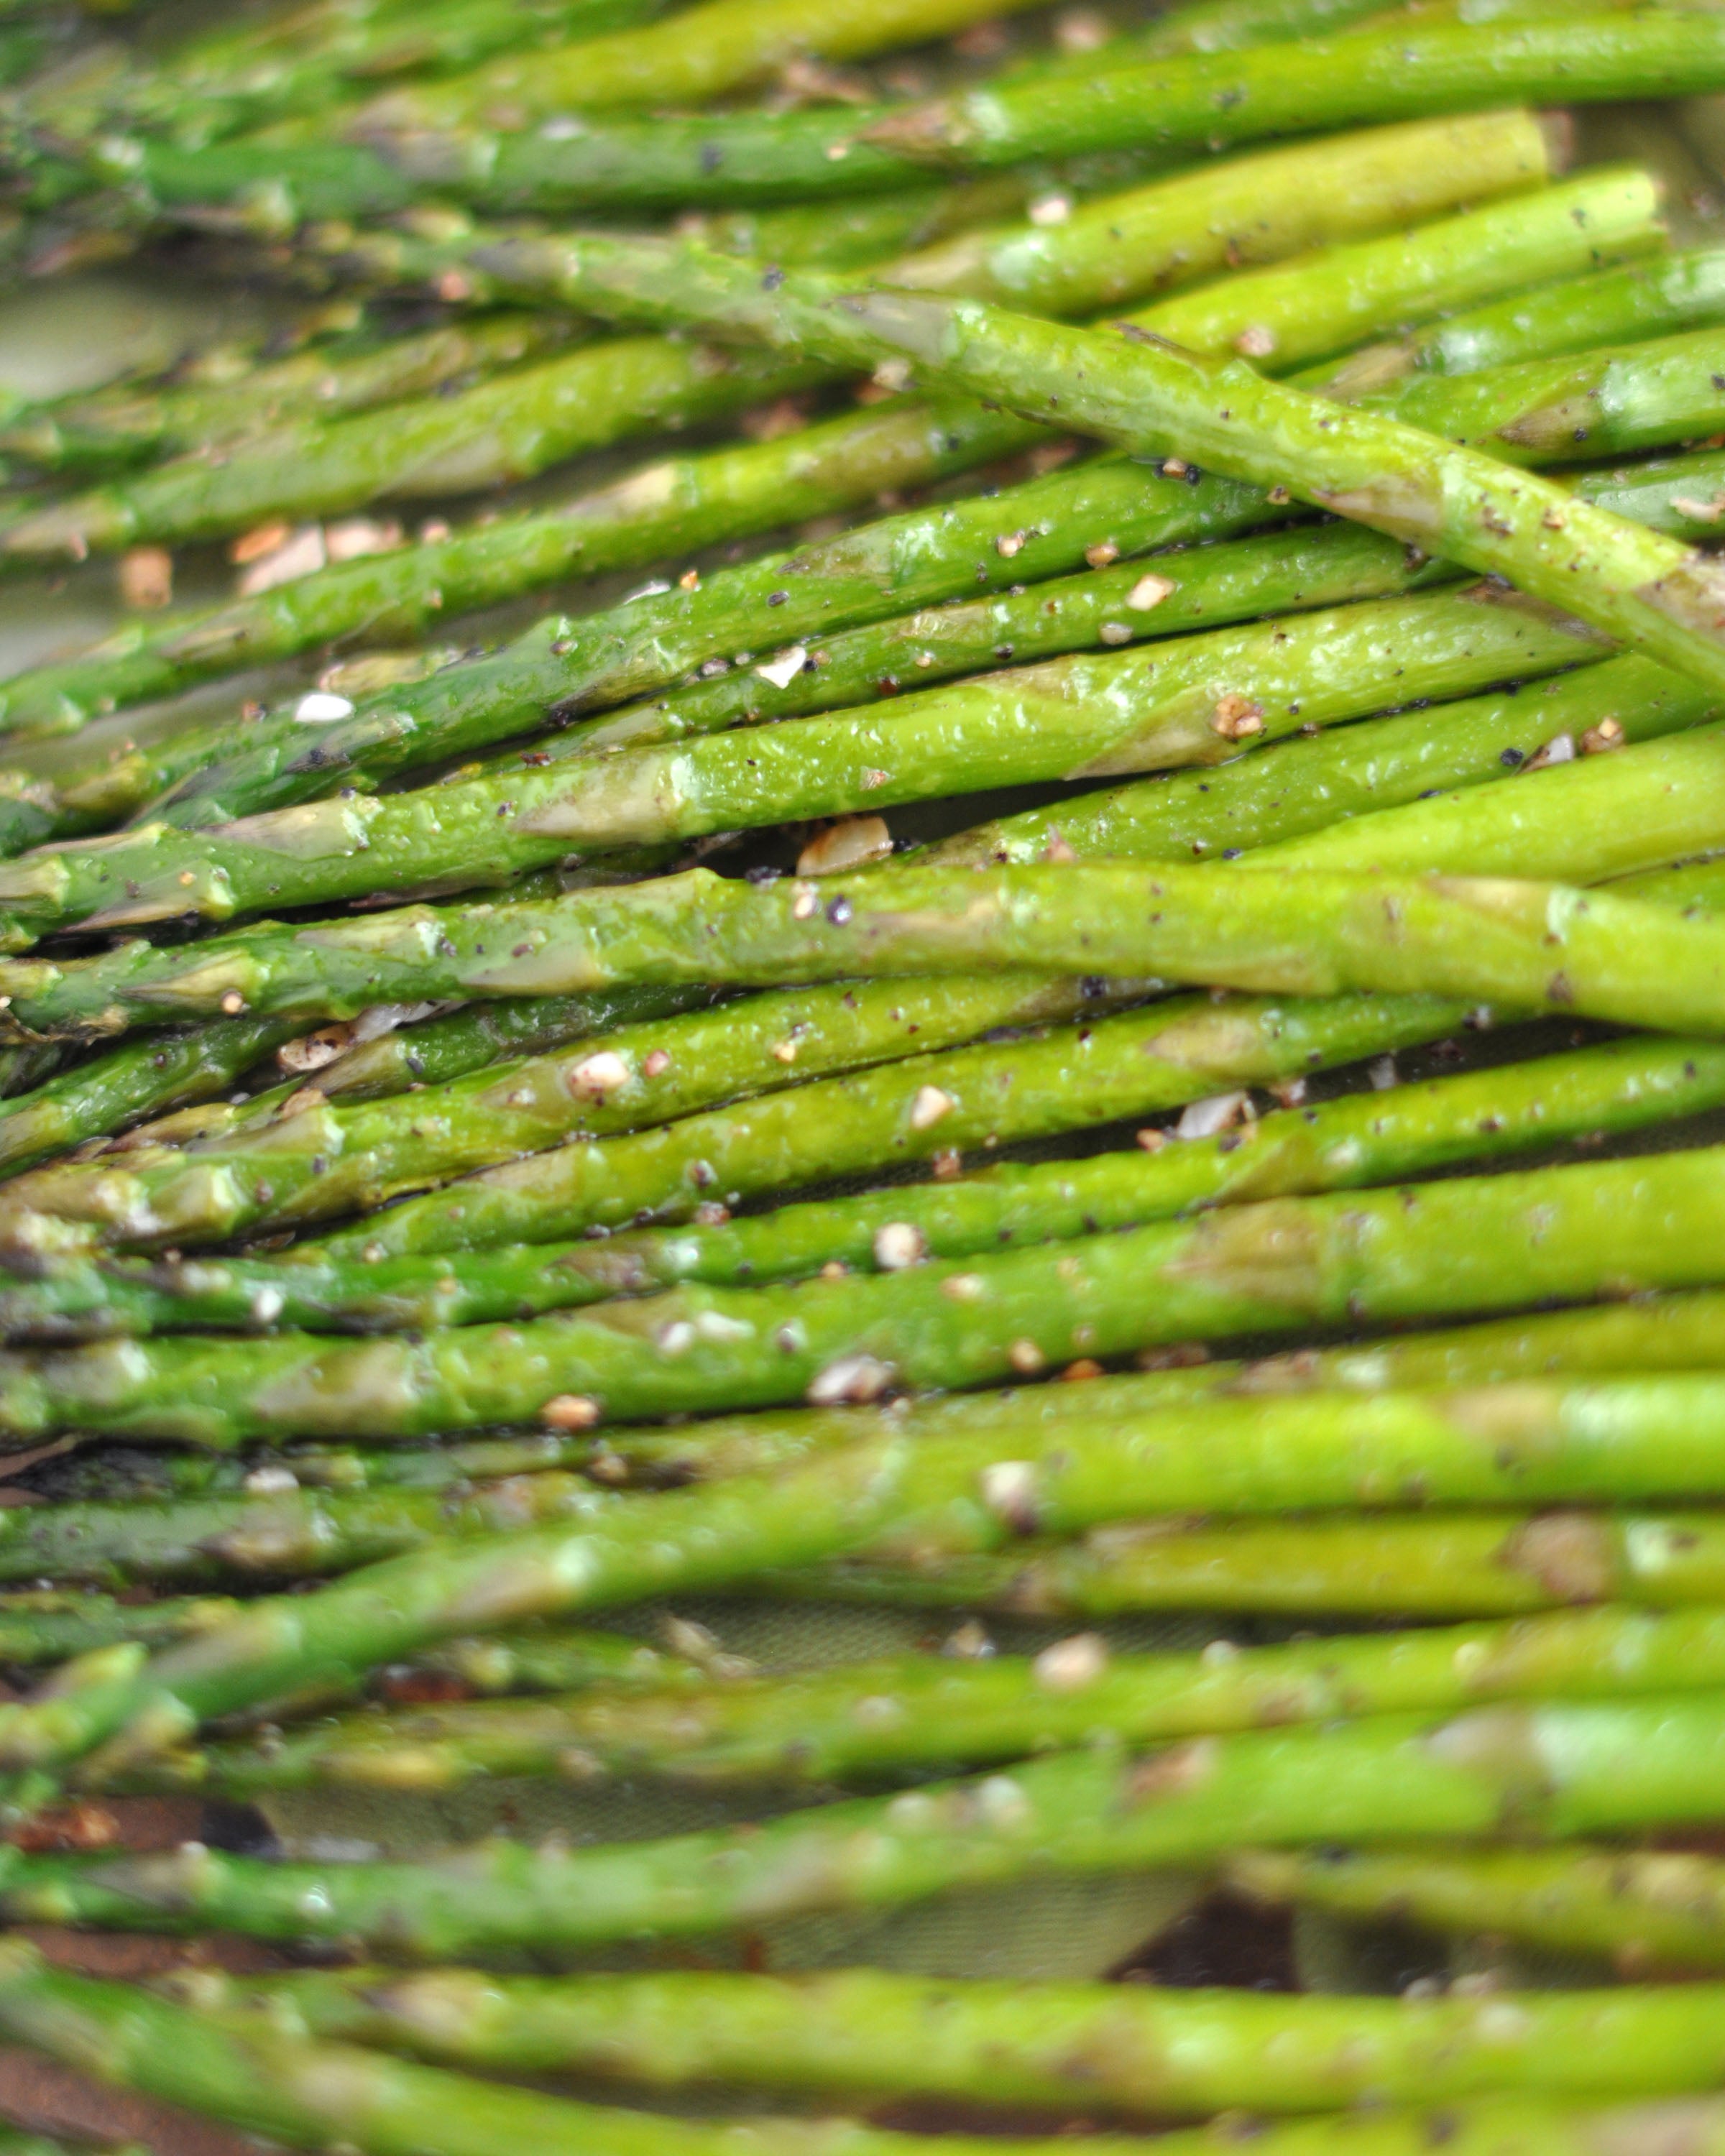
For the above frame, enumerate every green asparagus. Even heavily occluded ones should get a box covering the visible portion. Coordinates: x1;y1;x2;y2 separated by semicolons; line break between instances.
0;587;1609;944
928;642;1723;869
21;1692;1725;1948
515;519;1455;765
193;1958;1725;2114
34;1147;1725;1437
1299;246;1725;392
0;308;582;477
787;1508;1725;1619
0;1470;607;1588
0;973;1108;1252
38;736;1725;1031
1228;1843;1725;1977
865;14;1725;168
0;180;1674;752
0;1015;304;1180
150;1606;1725;1800
481;232;1725;703
24;858;1725;1049
4;1028;1710;1341
0;1941;1156;2156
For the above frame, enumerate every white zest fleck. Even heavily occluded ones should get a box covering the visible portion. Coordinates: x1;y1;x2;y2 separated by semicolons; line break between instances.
1522;731;1576;772
542;1393;600;1430
1008;1339;1046;1375
807;1353;896;1405
1098;622;1132;645
1234;324;1277;359
238;522;327;596
791;883;820;920
1368;1055;1399;1092
873;1221;926;1271
872;358;912;392
244;1465;299;1493
1127;572;1175;611
694;1310;753;1342
975;1774;1031;1826
941;1273;985;1301
755;644;808;689
657;1320;697;1356
980;1459;1039;1528
1034;1633;1108;1692
1027;194;1071;226
248;1287;286;1326
293;691;356;725
570;1050;630;1096
622;578;673;604
540;114;586;139
1175;1090;1251;1140
1200;1638;1241;1667
909;1084;955;1131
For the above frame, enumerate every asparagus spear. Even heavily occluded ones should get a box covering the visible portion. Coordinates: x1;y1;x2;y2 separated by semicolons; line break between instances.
0;586;1608;946
0;335;835;563
0;1470;607;1588
1228;1843;1725;1978
535;521;1453;760
149;555;1515;846
0;1015;303;1180
32;1147;1725;1438
21;1692;1725;1948
924;651;1712;868
0;309;582;476
477;234;1725;704
4;1951;1725;2156
0;195;1679;750
5;1028;1710;1341
22;855;1725;1056
1106;167;1665;378
0;393;1046;737
865;13;1725;167
0;973;1107;1253
1298;246;1725;392
788;1508;1725;1620
186;1958;1725;2114
35;732;1725;1036
147;267;1700;840
0;1942;1158;2156
150;1606;1725;1800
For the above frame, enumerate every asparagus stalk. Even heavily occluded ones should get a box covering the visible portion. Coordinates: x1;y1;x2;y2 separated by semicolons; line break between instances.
0;973;1107;1253
188;1958;1725;2114
32;1145;1725;1438
0;1015;303;1180
150;1606;1725;1800
865;14;1725;167
0;1942;1157;2156
788;1508;1725;1620
1297;245;1725;392
21;1692;1725;1949
0;189;1676;750
0;393;1046;738
925;650;1713;869
45;1369;1725;1581
13;109;1542;563
149;553;1509;846
5;1028;1711;1341
1108;167;1665;379
0;1470;607;1588
1228;1844;1725;1977
22;856;1725;1054
35;722;1725;1035
0;586;1608;946
0;309;583;477
358;0;1059;132
487;234;1725;704
515;518;1455;766
0;336;834;563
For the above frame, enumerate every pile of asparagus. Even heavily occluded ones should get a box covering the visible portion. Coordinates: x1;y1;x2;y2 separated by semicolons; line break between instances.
12;0;1725;2149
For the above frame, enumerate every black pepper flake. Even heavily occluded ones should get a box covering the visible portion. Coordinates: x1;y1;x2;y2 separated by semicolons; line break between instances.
1500;747;1526;768
826;895;854;925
